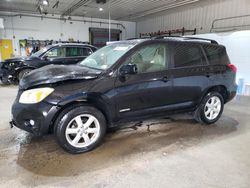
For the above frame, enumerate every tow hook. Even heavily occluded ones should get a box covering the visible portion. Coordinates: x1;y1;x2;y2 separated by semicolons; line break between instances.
9;120;15;128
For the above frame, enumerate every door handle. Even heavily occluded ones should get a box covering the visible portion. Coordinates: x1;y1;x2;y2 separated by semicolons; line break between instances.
161;76;169;82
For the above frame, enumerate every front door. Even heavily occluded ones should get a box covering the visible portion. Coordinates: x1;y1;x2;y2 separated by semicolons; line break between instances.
44;47;67;65
114;43;173;119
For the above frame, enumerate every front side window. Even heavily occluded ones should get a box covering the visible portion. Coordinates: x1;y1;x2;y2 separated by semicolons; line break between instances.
174;44;204;68
31;45;53;58
124;44;167;73
80;43;135;70
45;47;66;58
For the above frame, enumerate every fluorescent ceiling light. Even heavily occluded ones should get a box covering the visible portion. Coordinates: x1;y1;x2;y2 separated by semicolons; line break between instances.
42;0;49;6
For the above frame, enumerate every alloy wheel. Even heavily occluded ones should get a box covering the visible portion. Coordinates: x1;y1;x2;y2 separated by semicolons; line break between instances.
65;114;101;148
204;96;222;120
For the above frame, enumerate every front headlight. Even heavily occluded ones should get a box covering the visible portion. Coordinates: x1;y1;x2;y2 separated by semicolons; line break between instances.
19;87;54;104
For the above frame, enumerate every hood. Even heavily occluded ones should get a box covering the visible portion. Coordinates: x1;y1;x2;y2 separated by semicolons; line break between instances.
0;57;25;68
19;64;101;89
4;57;26;63
4;56;36;62
2;56;39;65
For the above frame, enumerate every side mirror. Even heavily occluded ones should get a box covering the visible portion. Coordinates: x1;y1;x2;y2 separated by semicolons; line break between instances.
43;55;49;60
119;64;137;77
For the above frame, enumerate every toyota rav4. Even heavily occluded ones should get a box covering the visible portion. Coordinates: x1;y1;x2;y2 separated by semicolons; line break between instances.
11;37;237;154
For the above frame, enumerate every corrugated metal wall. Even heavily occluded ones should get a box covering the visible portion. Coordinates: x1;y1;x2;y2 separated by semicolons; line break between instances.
137;0;250;36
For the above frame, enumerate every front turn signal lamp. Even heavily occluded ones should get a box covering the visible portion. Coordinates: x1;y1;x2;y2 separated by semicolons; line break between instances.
19;87;54;104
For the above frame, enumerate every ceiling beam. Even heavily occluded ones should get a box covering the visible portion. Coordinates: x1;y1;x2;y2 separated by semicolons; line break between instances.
61;0;92;17
115;0;199;20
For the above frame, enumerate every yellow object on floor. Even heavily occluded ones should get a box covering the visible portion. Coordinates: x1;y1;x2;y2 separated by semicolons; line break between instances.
0;39;13;61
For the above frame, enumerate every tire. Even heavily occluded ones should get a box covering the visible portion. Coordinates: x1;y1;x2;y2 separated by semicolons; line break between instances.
0;77;10;85
194;92;224;124
18;69;32;81
54;105;107;154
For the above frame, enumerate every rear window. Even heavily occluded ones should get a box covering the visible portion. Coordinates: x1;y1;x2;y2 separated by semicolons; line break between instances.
203;45;230;65
81;47;93;56
174;44;205;68
90;47;98;52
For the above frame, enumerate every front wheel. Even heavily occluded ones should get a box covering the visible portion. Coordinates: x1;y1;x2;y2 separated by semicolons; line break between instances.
194;92;224;124
0;77;10;85
54;106;107;154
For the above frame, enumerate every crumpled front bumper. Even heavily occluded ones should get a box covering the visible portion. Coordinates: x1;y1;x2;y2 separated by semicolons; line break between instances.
0;67;15;83
11;93;60;136
0;67;5;79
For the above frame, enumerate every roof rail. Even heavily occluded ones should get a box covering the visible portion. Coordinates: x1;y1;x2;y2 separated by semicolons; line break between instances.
126;37;151;40
154;35;218;44
153;35;181;39
183;37;218;44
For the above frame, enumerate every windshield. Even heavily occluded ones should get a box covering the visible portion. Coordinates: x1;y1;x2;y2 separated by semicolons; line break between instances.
80;43;135;70
31;46;51;57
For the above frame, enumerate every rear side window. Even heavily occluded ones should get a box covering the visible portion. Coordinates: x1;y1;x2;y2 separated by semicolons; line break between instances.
203;45;230;65
66;47;92;57
174;44;205;68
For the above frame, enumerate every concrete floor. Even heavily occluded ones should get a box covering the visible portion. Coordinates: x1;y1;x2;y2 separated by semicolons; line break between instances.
0;86;250;188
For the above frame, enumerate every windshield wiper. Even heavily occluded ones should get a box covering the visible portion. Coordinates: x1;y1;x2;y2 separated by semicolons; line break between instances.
80;65;103;71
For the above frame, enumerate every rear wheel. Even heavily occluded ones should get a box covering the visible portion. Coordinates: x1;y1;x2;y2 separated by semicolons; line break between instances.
18;69;32;81
194;92;224;124
54;106;107;154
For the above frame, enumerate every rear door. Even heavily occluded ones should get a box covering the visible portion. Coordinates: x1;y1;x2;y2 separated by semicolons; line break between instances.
202;45;230;85
170;43;209;108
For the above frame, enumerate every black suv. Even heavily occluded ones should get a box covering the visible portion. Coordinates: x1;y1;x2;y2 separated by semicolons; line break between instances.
0;43;97;84
11;37;237;154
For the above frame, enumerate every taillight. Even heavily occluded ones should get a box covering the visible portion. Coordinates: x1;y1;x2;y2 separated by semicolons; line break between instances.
227;64;237;73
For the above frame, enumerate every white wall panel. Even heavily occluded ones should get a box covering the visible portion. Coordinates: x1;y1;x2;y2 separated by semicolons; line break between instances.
137;0;250;36
0;15;136;56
